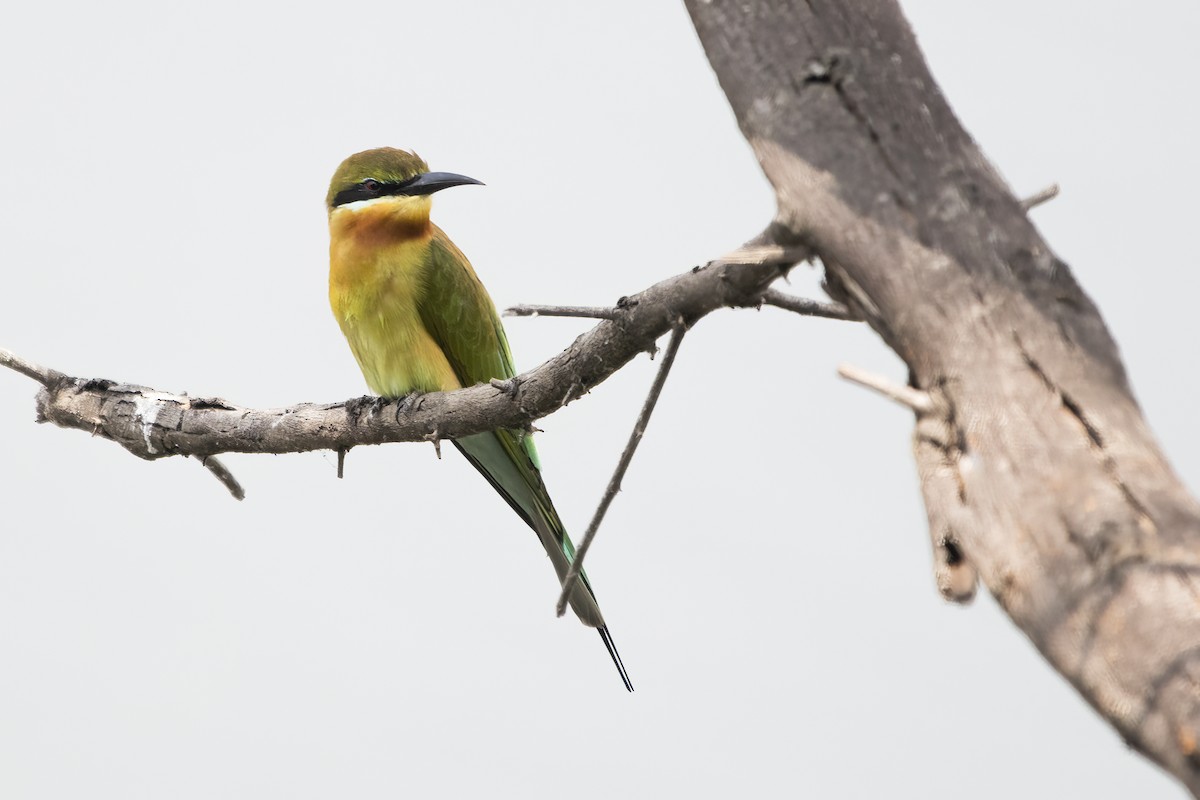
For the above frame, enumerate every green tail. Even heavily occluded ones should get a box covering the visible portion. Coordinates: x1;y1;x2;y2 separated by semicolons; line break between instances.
454;431;633;691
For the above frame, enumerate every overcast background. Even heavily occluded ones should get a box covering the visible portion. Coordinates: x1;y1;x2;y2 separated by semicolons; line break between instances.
1;2;1196;797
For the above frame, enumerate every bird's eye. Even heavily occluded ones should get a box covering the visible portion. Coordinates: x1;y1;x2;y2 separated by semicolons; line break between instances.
361;178;381;193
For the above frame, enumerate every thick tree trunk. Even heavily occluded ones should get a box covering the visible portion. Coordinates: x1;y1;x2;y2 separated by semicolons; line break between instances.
685;0;1200;792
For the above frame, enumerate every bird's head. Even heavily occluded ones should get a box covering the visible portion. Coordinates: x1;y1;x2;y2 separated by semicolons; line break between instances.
325;147;482;218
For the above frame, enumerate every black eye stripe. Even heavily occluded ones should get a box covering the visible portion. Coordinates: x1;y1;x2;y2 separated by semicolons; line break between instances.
330;175;421;208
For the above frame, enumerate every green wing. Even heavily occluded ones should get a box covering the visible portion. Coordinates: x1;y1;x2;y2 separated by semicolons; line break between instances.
417;227;540;471
416;227;603;625
418;227;517;387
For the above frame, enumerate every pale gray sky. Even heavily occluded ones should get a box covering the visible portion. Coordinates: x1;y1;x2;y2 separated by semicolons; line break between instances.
1;2;1196;797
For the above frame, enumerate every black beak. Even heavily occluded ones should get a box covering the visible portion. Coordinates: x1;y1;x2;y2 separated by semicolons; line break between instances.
400;171;484;196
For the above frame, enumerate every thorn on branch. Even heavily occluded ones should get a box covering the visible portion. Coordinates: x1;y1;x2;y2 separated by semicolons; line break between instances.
1021;183;1060;211
838;363;935;414
490;377;522;399
336;446;349;479
196;455;245;501
759;288;860;321
556;322;689;617
425;428;442;459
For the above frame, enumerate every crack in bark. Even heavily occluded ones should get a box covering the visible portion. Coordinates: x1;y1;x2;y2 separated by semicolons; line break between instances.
929;381;968;505
1133;644;1200;740
939;533;964;566
911;382;978;602
807;48;911;208
1015;334;1155;532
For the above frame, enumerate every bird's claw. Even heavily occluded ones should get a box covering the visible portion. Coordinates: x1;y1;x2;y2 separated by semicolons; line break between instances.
395;391;425;419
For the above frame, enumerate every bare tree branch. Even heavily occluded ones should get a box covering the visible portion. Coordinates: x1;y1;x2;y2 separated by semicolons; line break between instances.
508;290;854;324
4;256;807;479
761;289;859;321
556;323;687;617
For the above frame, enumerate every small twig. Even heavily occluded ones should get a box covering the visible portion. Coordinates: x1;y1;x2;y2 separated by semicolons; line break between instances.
196;455;245;501
506;243;808;320
713;243;810;267
0;347;59;386
760;289;860;321
336;447;348;479
504;304;617;320
557;323;688;617
489;377;523;399
1021;183;1060;211
838;363;934;413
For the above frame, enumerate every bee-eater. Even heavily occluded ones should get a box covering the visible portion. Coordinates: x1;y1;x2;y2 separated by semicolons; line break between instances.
326;147;632;691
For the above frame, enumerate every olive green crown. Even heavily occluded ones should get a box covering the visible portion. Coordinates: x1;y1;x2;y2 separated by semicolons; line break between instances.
325;147;429;209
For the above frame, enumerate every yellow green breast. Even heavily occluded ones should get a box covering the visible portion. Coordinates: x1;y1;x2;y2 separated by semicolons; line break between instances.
328;201;461;397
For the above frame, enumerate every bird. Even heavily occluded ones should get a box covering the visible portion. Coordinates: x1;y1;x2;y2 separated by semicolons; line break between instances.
326;147;632;691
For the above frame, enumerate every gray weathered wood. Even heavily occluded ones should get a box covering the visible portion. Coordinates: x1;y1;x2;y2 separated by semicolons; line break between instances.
684;0;1200;792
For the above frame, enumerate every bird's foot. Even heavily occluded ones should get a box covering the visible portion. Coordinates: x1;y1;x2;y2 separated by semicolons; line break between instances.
395;391;426;419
